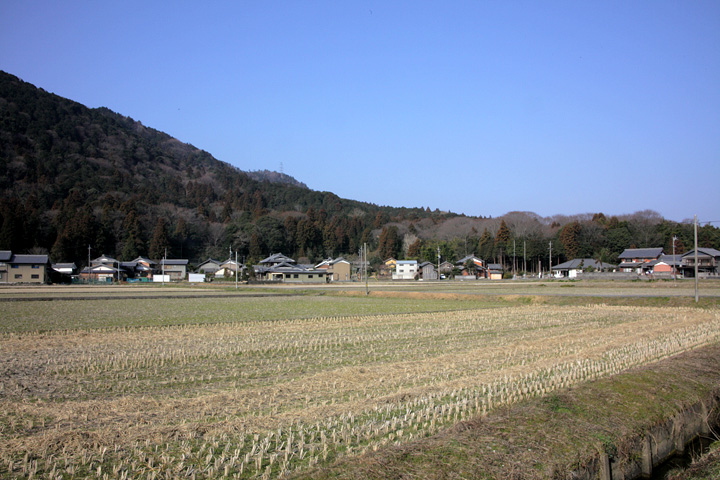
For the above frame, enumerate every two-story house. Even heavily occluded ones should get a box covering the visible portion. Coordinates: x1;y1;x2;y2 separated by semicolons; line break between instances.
392;260;418;280
0;251;50;284
680;248;720;277
617;248;664;273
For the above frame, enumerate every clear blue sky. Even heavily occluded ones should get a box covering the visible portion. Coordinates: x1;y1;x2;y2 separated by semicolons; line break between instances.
2;1;719;223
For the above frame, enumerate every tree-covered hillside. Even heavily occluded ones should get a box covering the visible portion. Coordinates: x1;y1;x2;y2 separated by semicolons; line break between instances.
1;70;717;272
0;71;452;267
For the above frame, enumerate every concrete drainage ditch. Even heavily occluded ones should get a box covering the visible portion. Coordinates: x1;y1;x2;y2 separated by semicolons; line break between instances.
572;394;719;480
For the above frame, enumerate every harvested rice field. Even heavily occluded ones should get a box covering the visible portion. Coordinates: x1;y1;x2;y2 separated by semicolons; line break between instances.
1;288;719;479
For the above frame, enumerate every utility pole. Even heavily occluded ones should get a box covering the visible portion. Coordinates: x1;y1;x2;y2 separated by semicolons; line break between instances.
694;215;698;303
672;235;677;284
513;239;516;277
88;245;91;284
437;246;441;281
235;250;238;289
364;243;369;295
163;247;166;286
549;241;552;279
523;241;526;278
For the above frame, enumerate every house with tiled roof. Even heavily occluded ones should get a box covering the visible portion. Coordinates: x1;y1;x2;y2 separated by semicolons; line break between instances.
680;248;720;277
254;254;327;283
215;258;245;278
552;258;616;278
316;257;351;282
418;261;438;280
617;248;664;273
378;258;397;279
456;254;486;278
0;252;50;283
159;259;189;281
641;254;683;276
196;258;222;275
487;263;504;280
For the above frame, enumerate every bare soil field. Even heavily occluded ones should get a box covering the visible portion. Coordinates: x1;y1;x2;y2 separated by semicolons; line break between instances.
0;283;719;478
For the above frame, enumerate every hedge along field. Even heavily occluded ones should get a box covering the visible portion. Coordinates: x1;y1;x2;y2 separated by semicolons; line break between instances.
1;302;719;479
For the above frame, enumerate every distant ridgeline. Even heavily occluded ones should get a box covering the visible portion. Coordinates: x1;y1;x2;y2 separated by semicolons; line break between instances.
0;71;453;267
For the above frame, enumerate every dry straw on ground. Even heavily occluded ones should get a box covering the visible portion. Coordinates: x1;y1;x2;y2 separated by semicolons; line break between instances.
1;303;718;478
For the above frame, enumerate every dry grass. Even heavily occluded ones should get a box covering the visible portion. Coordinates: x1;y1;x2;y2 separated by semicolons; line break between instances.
1;301;719;478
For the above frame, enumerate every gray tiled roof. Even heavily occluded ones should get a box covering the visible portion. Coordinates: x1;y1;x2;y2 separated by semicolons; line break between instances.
552;258;616;270
92;254;119;264
52;263;77;269
132;256;156;265
11;254;49;264
197;258;221;266
617;248;663;259
682;248;720;258
0;251;12;261
646;254;683;267
260;253;295;264
160;259;189;266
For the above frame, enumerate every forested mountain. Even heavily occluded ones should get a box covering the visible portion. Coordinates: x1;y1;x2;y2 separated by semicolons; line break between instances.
0;71;453;267
1;70;718;272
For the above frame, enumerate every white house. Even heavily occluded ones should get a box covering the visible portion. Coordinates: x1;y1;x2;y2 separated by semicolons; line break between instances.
392;260;418;280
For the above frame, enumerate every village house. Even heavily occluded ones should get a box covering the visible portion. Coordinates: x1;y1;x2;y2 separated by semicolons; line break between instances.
316;257;352;282
214;258;244;278
392;260;418;280
680;248;720;277
80;254;120;282
418;261;438;280
456;254;486;278
487;263;504;280
130;256;156;278
254;253;327;283
0;251;50;284
438;261;454;277
196;258;222;275
641;254;683;277
551;258;616;278
52;262;77;275
159;259;189;281
617;248;664;273
378;258;397;279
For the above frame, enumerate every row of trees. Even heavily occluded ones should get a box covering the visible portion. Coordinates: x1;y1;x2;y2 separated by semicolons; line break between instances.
375;213;720;274
2;181;718;273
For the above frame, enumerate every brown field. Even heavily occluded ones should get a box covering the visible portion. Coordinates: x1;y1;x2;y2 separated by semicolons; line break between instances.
1;285;719;478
